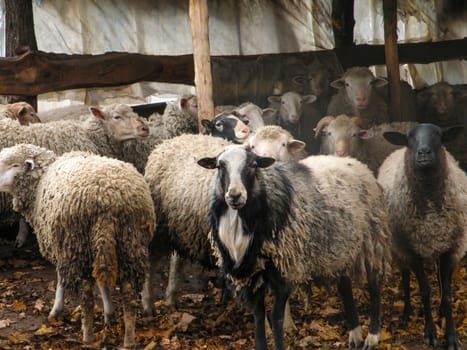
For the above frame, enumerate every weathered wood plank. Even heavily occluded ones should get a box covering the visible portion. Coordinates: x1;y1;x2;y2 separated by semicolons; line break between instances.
0;50;186;96
189;0;214;128
383;0;402;122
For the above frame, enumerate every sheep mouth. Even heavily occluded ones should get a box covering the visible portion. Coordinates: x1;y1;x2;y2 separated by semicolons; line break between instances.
227;200;246;210
416;158;435;168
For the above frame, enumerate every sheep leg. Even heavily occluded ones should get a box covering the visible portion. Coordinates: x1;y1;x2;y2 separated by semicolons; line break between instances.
438;253;459;350
337;275;363;348
97;285;115;325
15;217;31;248
400;268;413;321
141;255;158;317
81;279;95;344
121;281;137;349
252;286;267;350
269;271;290;350
363;267;382;350
48;272;64;322
165;251;182;307
410;258;437;346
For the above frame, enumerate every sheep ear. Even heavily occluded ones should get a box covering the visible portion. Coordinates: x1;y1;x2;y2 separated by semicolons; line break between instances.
256;156;275;168
442;125;464;143
90;107;105;120
18;106;28;116
201;119;212;134
24;159;35;171
267;96;281;104
373;77;388;87
359;129;375;140
197;157;217;169
288;140;306;153
330;78;345;89
383;131;408;146
302;95;317;104
261;108;276;119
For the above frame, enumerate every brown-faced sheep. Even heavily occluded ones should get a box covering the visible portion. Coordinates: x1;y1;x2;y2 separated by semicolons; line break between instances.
314;114;417;174
377;123;467;349
0;102;41;125
0;144;155;348
198;146;391;350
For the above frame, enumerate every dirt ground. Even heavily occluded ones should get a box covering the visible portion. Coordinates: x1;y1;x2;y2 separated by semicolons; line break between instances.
0;228;466;350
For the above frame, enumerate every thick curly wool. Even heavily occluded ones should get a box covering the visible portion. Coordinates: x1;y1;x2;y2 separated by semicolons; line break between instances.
144;134;231;266
210;155;391;290
377;148;467;263
4;145;155;294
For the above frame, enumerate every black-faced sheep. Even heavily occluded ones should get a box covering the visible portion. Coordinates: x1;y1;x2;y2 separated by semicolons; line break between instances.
416;81;467;171
314;114;417;174
198;146;391;350
0;144;155;348
0;102;41;125
377;123;467;349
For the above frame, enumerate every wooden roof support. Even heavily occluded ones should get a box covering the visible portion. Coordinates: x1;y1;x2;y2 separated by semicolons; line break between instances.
189;0;214;131
383;0;402;122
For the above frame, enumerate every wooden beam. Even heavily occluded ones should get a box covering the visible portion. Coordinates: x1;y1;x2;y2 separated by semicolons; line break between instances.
189;0;214;130
383;0;401;122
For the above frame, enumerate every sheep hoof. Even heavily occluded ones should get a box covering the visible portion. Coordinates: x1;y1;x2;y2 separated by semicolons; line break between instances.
423;324;437;346
104;312;116;326
446;333;459;350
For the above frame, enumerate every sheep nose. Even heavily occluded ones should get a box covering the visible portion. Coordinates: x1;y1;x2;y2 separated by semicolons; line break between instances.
336;150;347;157
227;191;241;202
355;96;366;104
418;147;431;156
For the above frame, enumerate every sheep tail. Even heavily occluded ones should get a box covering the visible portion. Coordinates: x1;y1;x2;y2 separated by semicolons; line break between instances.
91;217;118;288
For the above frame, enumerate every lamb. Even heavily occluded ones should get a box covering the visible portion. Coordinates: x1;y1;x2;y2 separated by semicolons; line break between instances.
377;123;467;349
0;102;41;125
198;146;392;350
0;104;149;247
314;114;417;174
0;144;155;348
326;67;390;128
266;91;317;140
247;125;307;161
233;102;274;132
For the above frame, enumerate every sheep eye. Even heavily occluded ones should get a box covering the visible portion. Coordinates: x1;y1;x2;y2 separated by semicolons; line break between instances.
345;83;349;87
282;143;286;147
250;145;255;149
113;115;122;120
215;122;223;131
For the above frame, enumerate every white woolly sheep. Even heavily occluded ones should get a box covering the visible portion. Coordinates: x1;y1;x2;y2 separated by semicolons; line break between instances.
37;104;91;123
266;91;317;140
247;125;307;161
198;146;392;350
142;134;233;313
0;102;41;125
314;114;417;174
377;123;467;349
0;104;149;247
0;144;155;348
327;67;389;128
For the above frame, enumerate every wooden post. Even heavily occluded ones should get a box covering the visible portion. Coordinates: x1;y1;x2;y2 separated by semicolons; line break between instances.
383;0;402;122
189;0;214;131
4;0;38;108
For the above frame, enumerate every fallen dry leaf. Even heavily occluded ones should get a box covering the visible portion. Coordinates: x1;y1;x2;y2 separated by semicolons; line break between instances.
0;318;12;328
174;312;196;332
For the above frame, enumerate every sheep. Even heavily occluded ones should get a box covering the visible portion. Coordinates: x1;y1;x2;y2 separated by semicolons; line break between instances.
377;123;467;349
0;104;149;247
0;144;155;348
142;133;233;314
266;91;317;140
0;102;41;125
198;146;392;350
37;104;91;123
201;112;251;144
247;125;307;161
326;67;390;128
292;59;337;117
314;114;417;174
233;102;275;132
415;81;467;171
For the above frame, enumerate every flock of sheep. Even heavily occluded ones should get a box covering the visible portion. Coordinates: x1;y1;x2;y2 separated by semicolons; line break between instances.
0;64;466;350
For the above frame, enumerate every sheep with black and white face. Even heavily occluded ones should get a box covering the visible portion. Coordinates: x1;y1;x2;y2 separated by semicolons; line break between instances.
198;145;391;350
